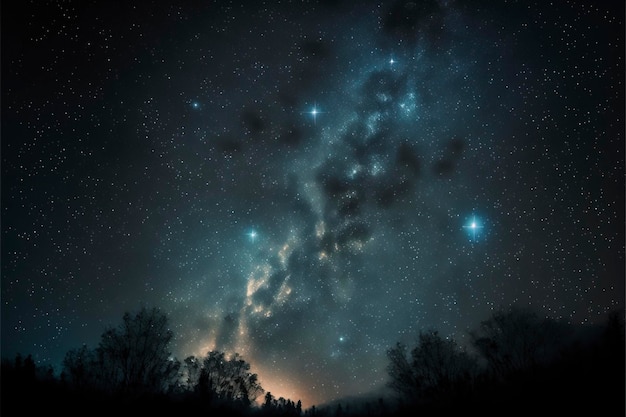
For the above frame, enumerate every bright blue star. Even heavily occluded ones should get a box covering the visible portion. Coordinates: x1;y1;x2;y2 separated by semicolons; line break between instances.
191;101;200;109
247;229;258;242
463;216;484;241
304;103;323;124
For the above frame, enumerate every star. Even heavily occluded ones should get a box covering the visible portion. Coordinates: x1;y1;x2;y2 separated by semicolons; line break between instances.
247;229;258;242
463;216;484;241
389;57;397;70
304;103;323;124
191;101;200;109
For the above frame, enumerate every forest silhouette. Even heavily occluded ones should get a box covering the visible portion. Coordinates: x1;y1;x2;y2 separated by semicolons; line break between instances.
2;306;623;416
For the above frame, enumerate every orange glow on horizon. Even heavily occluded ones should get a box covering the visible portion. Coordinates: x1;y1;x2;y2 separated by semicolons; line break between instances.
254;364;314;409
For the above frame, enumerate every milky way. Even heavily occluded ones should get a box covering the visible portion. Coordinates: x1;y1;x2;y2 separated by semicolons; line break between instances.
2;0;624;407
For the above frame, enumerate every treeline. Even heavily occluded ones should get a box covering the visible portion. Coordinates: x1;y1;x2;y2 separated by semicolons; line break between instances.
1;307;279;416
1;306;624;416
320;307;624;417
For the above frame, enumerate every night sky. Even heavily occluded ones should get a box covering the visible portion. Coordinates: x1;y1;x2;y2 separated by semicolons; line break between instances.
2;0;624;407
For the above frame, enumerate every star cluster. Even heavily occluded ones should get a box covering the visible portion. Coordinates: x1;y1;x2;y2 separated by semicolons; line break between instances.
2;0;624;408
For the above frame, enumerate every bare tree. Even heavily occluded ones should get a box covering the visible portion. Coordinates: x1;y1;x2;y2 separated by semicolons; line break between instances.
96;306;179;395
411;330;476;400
62;345;96;390
387;342;420;401
470;306;566;379
387;330;477;403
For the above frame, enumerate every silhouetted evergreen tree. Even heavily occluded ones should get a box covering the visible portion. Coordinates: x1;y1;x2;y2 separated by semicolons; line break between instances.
259;391;304;416
1;353;61;415
264;391;275;410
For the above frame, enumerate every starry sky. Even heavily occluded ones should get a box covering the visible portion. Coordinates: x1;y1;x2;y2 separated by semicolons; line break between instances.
2;0;624;407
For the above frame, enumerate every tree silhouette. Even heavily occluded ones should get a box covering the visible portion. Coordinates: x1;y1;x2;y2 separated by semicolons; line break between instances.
470;306;566;380
180;355;202;392
188;351;263;406
411;330;476;400
263;391;275;410
93;306;179;395
62;345;97;391
387;330;477;404
386;342;420;402
3;353;37;386
261;391;303;416
0;303;620;416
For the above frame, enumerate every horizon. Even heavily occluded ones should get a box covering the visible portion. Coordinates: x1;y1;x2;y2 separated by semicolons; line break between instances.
2;304;620;409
